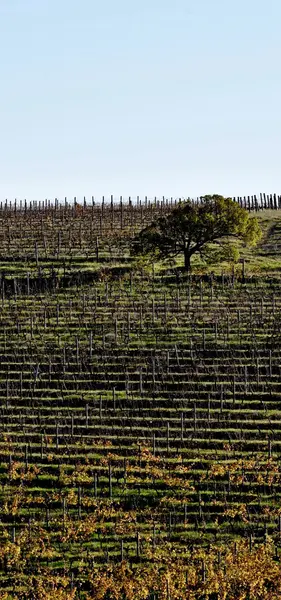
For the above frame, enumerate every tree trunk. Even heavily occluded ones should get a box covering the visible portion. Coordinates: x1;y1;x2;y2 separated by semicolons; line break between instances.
184;249;191;272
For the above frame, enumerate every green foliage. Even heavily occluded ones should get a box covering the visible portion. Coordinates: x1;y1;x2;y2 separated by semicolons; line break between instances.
200;240;240;266
131;195;262;271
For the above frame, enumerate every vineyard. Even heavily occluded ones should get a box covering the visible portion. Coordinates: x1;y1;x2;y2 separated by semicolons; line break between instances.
1;199;281;598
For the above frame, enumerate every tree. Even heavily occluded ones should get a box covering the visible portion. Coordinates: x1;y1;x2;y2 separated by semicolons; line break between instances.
131;195;262;272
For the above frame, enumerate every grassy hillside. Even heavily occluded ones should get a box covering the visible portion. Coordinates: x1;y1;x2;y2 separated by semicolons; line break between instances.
1;202;281;598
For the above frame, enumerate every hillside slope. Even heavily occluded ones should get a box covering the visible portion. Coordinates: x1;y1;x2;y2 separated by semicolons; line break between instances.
1;203;281;597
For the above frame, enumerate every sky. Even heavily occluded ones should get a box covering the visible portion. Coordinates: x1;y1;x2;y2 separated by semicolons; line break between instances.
0;0;280;202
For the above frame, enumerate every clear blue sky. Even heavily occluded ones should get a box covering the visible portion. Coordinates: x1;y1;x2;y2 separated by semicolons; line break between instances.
0;0;280;202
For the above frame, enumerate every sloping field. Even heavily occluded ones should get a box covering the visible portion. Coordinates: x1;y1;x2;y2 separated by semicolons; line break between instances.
1;201;281;598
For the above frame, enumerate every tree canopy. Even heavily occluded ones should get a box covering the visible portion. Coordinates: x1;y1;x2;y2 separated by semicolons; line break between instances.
131;195;262;272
